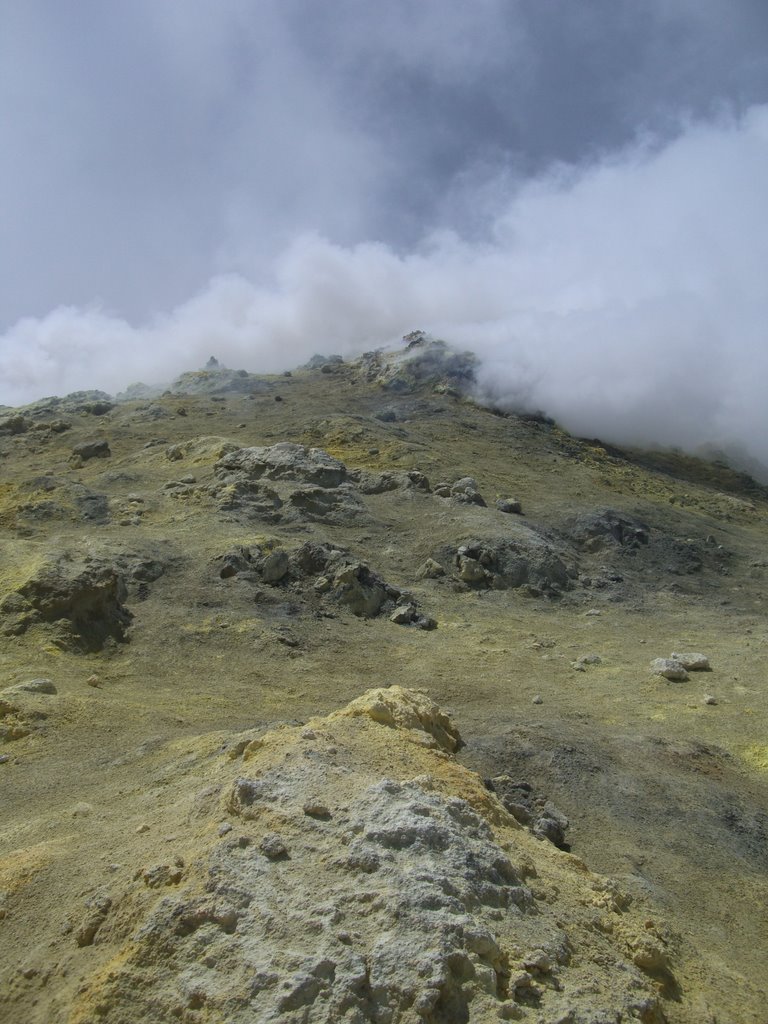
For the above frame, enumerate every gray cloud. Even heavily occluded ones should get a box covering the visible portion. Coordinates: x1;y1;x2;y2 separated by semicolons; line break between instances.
1;2;767;471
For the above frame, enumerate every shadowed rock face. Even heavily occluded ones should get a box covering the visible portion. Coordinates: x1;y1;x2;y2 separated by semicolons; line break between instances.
65;688;667;1024
1;557;131;651
437;533;574;596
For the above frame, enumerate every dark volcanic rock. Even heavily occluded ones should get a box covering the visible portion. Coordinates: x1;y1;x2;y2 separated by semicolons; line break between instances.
214;540;432;624
72;440;111;462
216;443;347;488
1;557;132;650
568;509;650;551
440;532;573;596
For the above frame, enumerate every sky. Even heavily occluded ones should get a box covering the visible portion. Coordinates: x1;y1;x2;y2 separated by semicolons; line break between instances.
1;1;768;471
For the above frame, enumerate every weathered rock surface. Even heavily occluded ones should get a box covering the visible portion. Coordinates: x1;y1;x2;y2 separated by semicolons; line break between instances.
65;688;668;1024
71;440;111;462
362;338;479;395
670;652;710;671
0;555;131;650
438;532;573;597
212;443;366;525
568;509;651;551
651;658;689;682
214;541;433;625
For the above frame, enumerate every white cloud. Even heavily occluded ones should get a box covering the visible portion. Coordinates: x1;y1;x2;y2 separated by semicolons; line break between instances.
2;106;767;478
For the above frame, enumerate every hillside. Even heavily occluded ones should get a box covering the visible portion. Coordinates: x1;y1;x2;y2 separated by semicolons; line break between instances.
1;341;767;1023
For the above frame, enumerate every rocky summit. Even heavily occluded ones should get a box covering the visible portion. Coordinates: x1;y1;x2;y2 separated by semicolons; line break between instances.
1;340;767;1023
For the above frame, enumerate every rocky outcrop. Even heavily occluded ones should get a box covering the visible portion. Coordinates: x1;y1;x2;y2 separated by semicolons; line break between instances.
436;532;574;597
170;367;273;396
361;338;478;395
212;443;366;525
214;540;435;626
0;555;131;650
66;688;670;1024
567;509;651;552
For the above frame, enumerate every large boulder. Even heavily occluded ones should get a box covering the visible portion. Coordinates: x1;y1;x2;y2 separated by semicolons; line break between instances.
216;443;347;488
65;688;671;1024
439;532;573;596
212;444;364;525
0;556;131;650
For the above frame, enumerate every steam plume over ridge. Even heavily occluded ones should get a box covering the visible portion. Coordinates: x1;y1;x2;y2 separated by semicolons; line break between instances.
1;3;768;473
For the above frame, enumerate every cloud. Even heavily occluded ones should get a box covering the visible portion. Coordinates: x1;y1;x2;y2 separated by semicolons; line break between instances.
2;104;768;479
2;4;768;473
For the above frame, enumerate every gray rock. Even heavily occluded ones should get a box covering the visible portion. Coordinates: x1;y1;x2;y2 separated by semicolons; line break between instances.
72;440;111;461
496;498;523;514
332;564;392;618
18;678;57;695
451;477;487;506
216;442;347;489
671;651;710;671
568;508;650;551
259;833;289;859
416;558;446;580
458;556;488;584
0;414;28;434
651;658;689;681
261;550;289;584
448;534;573;596
1;556;131;651
572;654;602;671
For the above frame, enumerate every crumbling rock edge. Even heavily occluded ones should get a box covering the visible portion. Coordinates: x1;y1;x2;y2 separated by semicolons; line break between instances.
68;687;674;1024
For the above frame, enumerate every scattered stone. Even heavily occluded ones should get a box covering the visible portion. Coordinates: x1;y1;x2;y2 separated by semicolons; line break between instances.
651;658;689;681
671;651;710;671
496;498;523;514
416;557;446;580
389;603;437;630
71;440;111;461
532;695;543;704
703;694;718;706
450;476;487;506
86;675;102;688
136;823;150;834
260;833;289;859
571;654;602;671
261;550;290;584
17;678;57;695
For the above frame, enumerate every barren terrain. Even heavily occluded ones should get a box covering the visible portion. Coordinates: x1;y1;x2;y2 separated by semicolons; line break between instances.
1;343;766;1022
